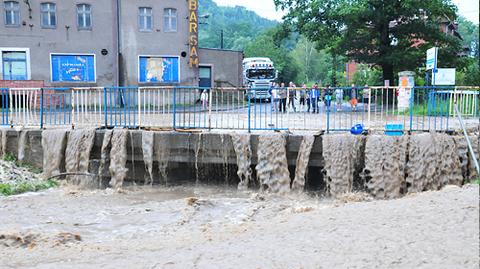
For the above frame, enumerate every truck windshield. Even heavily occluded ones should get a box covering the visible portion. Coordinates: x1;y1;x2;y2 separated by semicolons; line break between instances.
247;69;275;80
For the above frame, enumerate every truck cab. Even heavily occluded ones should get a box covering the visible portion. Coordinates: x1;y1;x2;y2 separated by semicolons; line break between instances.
243;57;277;100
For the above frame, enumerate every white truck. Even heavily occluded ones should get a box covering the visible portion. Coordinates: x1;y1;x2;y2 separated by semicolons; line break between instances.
243;57;277;100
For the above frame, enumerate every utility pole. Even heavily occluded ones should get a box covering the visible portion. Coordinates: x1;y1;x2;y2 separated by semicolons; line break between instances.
220;30;224;49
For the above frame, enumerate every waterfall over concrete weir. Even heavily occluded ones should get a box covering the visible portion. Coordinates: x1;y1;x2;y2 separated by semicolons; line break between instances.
1;129;7;159
364;135;407;199
406;133;463;193
98;130;113;182
255;134;291;194
42;130;68;178
323;134;364;197
154;132;171;185
231;133;252;190
292;135;315;191
142;131;154;186
109;130;128;189
65;129;96;186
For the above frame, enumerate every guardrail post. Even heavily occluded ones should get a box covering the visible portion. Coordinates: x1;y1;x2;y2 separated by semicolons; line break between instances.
172;87;177;130
409;86;414;132
40;88;44;129
247;94;251;133
326;105;330;133
103;87;108;128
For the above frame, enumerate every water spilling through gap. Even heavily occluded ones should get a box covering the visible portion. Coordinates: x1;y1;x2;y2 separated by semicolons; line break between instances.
255;134;291;194
17;129;27;162
231;133;252;190
98;130;113;186
292;135;315;191
65;129;96;187
42;129;68;178
322;134;364;197
364;135;407;199
142;131;154;186
154;132;171;185
108;130;128;189
1;129;7;159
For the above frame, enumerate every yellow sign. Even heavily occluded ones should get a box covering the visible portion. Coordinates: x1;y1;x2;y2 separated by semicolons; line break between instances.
188;0;199;68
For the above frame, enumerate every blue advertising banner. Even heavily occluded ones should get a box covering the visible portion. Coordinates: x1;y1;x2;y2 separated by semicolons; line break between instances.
51;54;95;82
139;56;179;83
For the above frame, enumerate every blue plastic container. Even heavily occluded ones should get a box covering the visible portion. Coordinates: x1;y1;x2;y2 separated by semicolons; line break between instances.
350;124;364;135
385;124;404;136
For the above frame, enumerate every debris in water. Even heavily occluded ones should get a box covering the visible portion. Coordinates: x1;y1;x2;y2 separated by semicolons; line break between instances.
42;130;68;178
336;192;373;203
154;132;171;185
255;134;291;194
323;134;364;197
109;130;128;189
231;133;252;190
65;129;96;187
292;135;315;191
142;131;154;185
186;197;199;206
364;135;407;199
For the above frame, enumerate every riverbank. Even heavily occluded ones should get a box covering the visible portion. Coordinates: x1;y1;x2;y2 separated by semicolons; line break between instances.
1;184;478;269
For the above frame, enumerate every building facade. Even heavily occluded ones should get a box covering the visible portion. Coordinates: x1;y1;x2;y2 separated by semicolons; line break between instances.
0;0;243;87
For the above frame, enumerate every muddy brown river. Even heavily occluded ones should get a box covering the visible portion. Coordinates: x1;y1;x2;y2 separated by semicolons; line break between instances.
0;184;478;269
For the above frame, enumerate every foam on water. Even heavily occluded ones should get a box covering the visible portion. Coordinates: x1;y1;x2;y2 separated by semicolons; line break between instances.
142;131;154;186
41;129;68;178
364;135;407;199
154;132;171;185
255;134;291;194
292;135;315;192
231;133;252;190
323;134;364;197
109;130;128;189
65;129;96;187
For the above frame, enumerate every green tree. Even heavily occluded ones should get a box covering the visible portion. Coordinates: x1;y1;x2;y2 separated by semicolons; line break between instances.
274;0;462;84
198;0;277;50
457;17;479;58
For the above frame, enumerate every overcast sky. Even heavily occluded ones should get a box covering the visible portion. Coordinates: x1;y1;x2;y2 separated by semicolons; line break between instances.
212;0;479;24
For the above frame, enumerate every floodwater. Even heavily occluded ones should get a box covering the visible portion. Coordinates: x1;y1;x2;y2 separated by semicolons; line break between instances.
0;184;478;269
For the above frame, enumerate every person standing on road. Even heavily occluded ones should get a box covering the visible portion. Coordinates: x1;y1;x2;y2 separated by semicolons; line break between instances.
350;84;358;111
311;83;320;113
279;82;287;113
271;82;279;112
324;85;332;112
299;83;307;112
335;87;344;111
288;82;297;112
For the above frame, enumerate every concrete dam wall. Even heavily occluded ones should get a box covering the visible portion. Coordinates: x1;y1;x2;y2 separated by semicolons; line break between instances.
1;128;479;198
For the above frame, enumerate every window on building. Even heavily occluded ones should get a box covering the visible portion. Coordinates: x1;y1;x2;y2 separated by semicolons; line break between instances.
51;54;96;82
2;51;27;80
163;8;177;32
41;2;56;28
77;4;92;30
4;1;20;26
138;7;152;31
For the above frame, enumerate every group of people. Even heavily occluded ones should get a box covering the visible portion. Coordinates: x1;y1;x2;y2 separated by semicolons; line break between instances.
269;82;371;113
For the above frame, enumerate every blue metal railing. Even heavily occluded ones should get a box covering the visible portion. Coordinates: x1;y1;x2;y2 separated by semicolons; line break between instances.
0;86;477;132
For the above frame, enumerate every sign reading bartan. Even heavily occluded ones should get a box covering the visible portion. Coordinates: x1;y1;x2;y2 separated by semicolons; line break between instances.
188;0;199;68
